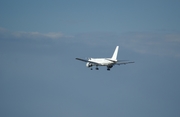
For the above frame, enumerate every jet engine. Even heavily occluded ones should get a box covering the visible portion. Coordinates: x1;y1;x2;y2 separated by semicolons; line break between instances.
86;62;93;67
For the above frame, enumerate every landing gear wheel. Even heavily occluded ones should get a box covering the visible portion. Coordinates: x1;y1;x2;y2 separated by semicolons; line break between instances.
96;68;99;70
90;68;93;70
107;68;110;71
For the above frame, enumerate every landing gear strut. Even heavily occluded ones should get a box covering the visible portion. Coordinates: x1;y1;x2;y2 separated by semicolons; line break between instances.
107;65;113;71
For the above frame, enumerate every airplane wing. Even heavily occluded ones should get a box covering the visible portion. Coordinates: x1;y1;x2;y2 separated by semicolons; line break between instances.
116;61;135;65
76;58;101;65
76;58;89;62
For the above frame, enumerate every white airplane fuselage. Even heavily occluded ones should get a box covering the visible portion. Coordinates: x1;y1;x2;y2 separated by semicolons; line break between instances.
87;58;116;66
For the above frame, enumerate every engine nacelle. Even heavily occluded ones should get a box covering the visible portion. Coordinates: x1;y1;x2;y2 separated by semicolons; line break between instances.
86;62;93;67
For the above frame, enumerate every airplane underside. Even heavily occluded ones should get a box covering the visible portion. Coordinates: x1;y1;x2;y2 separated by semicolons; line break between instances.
88;65;113;71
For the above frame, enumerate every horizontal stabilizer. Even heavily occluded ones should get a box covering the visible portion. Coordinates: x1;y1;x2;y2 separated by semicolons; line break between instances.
116;61;135;65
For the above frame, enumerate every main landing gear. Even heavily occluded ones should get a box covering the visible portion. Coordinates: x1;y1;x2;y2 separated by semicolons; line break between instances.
90;67;99;70
90;67;110;71
107;65;112;71
89;66;111;71
107;68;110;71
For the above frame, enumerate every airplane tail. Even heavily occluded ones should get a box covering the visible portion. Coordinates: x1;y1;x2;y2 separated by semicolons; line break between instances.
111;46;119;61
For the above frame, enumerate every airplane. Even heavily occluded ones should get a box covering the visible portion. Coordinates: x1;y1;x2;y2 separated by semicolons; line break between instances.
76;46;134;71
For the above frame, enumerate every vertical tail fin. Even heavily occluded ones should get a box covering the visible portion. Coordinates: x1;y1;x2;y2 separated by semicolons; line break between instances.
111;46;119;60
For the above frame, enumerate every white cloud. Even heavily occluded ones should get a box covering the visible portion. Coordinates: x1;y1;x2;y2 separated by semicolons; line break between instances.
74;32;180;57
165;33;180;43
43;32;63;39
118;32;180;57
0;27;7;31
12;31;64;39
1;27;180;57
0;27;65;39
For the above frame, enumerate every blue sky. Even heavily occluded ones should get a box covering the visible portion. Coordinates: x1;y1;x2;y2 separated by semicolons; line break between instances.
1;0;180;117
1;0;180;33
